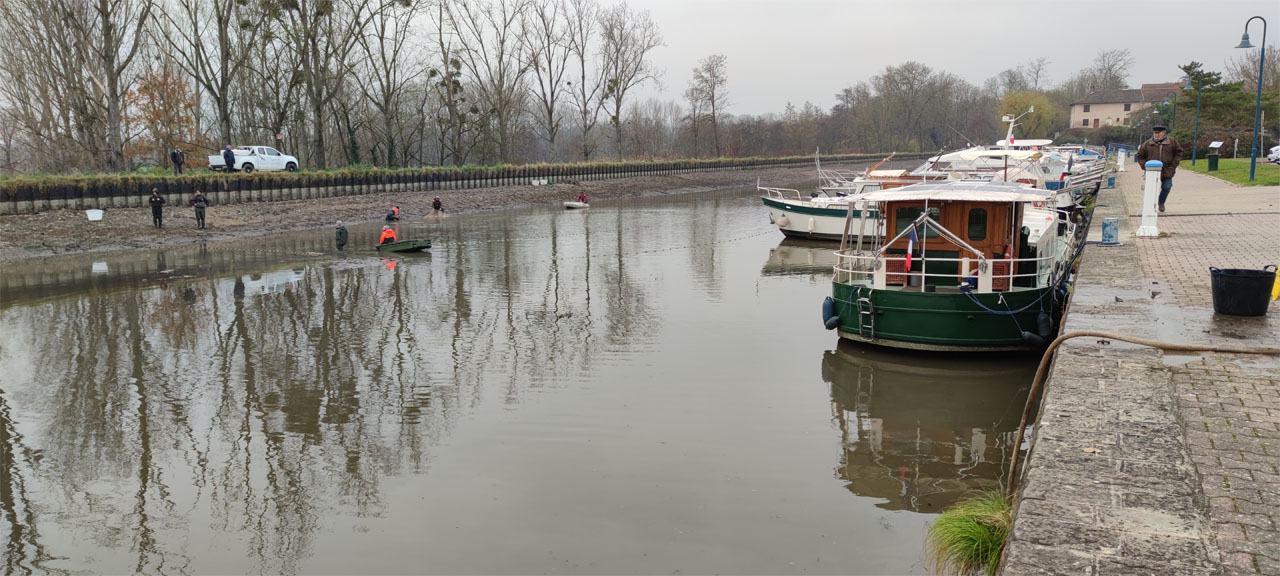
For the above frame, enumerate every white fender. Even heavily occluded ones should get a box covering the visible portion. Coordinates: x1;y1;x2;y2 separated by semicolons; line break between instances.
778;214;790;228
807;217;815;233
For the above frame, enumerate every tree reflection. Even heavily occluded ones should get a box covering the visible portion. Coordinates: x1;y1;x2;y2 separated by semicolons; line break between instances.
0;204;669;572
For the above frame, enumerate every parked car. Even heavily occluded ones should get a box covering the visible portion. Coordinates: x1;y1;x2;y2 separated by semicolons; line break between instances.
1267;145;1280;164
208;146;299;173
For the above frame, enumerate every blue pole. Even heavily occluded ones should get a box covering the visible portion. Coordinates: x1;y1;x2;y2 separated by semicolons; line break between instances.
1192;84;1202;166
1243;16;1267;182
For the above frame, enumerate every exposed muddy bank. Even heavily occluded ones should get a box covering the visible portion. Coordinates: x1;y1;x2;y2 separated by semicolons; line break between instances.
0;165;845;264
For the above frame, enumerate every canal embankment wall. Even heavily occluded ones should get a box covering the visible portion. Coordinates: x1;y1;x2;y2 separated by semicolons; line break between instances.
0;153;934;215
1002;168;1280;575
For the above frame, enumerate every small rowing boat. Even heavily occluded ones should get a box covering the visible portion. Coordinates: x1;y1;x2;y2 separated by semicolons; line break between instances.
563;201;589;210
376;238;432;253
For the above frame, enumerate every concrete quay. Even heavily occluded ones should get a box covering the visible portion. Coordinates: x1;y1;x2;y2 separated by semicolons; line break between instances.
1003;168;1280;575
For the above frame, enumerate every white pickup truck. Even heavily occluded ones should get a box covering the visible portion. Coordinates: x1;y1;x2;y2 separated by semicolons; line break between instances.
208;146;299;173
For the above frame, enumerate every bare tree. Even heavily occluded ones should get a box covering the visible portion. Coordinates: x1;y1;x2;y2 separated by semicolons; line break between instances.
58;0;156;170
521;0;572;160
239;26;303;154
449;0;531;163
1225;43;1279;93
563;0;604;160
597;1;662;160
1024;56;1051;90
279;0;374;169
156;0;260;146
356;0;426;166
1089;48;1133;90
690;54;727;156
681;83;704;157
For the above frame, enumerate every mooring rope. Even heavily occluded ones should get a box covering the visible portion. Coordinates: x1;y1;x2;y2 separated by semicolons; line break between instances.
1005;330;1280;496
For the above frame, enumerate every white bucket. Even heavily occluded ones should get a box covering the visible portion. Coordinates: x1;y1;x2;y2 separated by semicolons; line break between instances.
86;209;104;221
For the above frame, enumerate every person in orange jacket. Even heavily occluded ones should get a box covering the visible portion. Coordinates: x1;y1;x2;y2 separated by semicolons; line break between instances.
379;225;397;245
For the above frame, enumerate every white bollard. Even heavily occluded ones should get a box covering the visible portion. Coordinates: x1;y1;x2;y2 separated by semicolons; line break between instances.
1117;150;1126;172
1135;160;1162;238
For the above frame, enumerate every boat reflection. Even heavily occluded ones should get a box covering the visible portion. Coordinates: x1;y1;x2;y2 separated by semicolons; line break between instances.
760;238;838;280
821;341;1034;512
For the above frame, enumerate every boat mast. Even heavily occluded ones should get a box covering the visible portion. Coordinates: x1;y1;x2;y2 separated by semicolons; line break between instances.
1001;106;1035;148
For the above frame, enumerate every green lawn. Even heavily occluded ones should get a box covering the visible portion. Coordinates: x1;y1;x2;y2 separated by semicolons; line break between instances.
1182;157;1280;186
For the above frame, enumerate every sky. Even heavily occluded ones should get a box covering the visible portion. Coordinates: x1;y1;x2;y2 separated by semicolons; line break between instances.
624;0;1280;116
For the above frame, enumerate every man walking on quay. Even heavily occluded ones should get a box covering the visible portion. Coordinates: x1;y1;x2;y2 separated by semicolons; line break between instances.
222;145;236;173
1135;125;1183;212
169;146;185;175
189;190;210;229
149;188;166;228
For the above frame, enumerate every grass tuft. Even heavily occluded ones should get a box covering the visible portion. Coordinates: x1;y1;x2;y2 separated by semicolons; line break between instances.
925;491;1012;576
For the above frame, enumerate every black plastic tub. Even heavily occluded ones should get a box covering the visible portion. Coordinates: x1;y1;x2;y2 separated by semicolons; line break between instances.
1210;266;1276;316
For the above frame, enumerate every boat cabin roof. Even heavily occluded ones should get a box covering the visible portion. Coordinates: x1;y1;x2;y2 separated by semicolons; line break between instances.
856;181;1052;204
867;169;911;178
952;149;1044;161
994;138;1054;148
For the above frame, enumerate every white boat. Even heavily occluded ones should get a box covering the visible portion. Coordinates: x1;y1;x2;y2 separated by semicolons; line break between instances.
563;201;589;209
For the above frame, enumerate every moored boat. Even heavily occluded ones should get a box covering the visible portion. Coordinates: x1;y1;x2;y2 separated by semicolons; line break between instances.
376;238;432;253
823;180;1084;351
563;201;589;209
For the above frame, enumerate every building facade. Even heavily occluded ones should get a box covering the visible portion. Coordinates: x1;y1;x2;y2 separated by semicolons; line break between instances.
1069;82;1182;129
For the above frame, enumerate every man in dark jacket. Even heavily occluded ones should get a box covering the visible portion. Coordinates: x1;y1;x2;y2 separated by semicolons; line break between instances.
169;146;185;175
335;220;348;250
222;145;236;173
1135;125;1184;212
149;188;166;228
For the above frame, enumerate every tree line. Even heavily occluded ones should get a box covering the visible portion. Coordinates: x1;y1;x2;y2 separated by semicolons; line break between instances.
0;0;1274;175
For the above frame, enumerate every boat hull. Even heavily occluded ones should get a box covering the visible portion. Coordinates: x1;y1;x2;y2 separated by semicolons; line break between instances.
830;282;1054;351
760;196;879;241
564;201;589;209
376;238;432;253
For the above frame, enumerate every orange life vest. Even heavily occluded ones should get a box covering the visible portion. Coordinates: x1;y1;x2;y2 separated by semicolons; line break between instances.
392;206;400;217
380;229;397;244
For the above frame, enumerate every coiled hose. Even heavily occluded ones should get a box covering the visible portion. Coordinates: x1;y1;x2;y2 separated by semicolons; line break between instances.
1005;330;1280;495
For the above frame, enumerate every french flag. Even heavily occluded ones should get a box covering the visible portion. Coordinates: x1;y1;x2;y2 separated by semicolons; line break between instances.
906;226;918;272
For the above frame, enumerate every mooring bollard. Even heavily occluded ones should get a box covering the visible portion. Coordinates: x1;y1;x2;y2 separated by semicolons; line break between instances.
1117;150;1126;172
1135;160;1162;238
1100;217;1120;245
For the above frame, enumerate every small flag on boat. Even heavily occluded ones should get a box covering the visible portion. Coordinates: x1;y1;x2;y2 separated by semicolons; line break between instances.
906;226;918;272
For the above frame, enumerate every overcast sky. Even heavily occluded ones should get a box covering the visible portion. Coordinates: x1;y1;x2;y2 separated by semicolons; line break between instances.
625;0;1279;116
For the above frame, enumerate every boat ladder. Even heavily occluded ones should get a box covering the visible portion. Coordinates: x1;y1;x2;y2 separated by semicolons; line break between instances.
855;296;875;338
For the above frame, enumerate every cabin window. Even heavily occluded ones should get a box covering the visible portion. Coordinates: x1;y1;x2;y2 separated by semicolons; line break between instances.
1123;103;1132;111
895;207;941;239
967;209;988;241
1083;104;1091;112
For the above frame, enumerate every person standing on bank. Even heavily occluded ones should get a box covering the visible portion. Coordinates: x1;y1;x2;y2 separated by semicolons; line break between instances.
335;220;348;250
149;188;166;228
170;146;185;175
221;145;236;173
1135;125;1184;213
189;190;210;229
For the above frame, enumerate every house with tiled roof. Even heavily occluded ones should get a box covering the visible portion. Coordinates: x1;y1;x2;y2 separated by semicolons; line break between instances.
1069;83;1182;129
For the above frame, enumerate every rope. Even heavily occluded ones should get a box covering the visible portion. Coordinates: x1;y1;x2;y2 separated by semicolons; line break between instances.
1005;330;1280;496
959;284;1052;316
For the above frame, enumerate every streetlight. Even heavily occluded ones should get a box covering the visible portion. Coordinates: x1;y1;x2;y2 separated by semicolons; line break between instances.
1185;75;1203;166
1235;15;1267;182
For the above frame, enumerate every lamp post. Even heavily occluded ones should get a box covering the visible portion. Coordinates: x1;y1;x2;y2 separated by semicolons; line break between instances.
1186;76;1203;166
1236;15;1267;182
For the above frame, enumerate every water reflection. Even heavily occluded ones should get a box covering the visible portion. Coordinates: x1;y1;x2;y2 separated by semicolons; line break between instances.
0;184;1035;574
761;238;839;280
821;341;1034;512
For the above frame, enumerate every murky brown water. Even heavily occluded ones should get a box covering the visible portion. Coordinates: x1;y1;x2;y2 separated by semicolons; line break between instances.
0;187;1034;574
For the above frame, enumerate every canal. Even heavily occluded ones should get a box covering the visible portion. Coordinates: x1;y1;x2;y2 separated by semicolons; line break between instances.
0;185;1034;574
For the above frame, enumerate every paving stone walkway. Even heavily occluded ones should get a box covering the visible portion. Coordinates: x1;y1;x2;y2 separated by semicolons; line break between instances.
1003;167;1280;575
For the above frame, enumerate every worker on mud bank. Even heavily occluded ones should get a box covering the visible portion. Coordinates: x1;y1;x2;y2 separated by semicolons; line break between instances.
149;188;166;228
189;190;210;229
431;196;443;216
